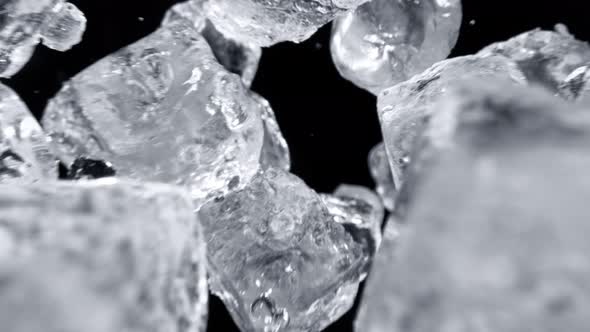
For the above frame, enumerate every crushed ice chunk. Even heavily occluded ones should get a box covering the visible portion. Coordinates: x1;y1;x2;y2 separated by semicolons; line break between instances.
42;20;265;205
356;80;590;332
163;1;261;87
0;83;56;183
199;168;368;332
378;55;526;190
479;26;590;101
0;0;86;78
0;179;208;332
321;184;384;257
201;0;370;47
368;142;396;211
331;0;462;94
66;157;116;180
39;1;87;52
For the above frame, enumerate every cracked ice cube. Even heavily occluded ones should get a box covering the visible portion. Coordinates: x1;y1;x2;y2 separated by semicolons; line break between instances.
356;80;590;332
378;55;526;190
42;19;265;204
0;83;56;183
0;179;208;332
331;0;462;94
201;0;370;47
199;168;367;332
163;1;261;87
0;0;86;77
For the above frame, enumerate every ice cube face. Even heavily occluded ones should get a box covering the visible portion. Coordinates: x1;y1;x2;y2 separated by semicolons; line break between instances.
253;92;291;171
356;81;590;332
199;168;367;332
0;179;208;332
163;1;261;87
201;0;369;47
479;27;590;101
378;55;526;190
331;0;462;94
368;142;396;211
321;184;385;256
0;83;56;183
0;0;86;77
42;20;265;204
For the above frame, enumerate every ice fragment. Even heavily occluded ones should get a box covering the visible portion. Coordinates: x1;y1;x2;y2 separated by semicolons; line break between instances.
378;55;526;190
479;26;590;101
199;168;367;332
357;81;590;332
0;83;56;183
201;0;370;47
42;20;265;204
331;0;462;94
163;1;261;87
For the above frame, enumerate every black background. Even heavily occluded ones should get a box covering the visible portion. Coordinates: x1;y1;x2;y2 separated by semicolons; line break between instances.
5;0;590;330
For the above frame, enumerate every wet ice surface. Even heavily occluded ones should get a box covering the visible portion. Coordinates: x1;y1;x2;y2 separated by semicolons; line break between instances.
331;0;462;94
0;179;208;332
201;0;370;47
378;55;526;191
0;83;56;183
199;168;368;332
356;81;590;332
0;0;86;77
42;19;266;205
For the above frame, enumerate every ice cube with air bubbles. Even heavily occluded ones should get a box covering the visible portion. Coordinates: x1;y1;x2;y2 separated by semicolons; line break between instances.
42;19;266;206
199;167;369;332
